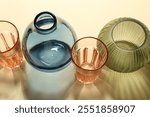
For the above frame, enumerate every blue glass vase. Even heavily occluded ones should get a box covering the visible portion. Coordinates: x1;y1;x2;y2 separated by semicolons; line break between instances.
22;11;76;99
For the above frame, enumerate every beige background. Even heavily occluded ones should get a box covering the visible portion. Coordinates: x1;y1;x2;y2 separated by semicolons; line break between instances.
0;0;150;100
0;0;150;39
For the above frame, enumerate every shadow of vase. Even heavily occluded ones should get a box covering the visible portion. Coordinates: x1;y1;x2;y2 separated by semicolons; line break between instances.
101;63;150;100
22;62;75;100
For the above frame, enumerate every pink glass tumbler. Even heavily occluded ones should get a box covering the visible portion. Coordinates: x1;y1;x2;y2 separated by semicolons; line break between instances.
71;37;108;84
0;21;23;68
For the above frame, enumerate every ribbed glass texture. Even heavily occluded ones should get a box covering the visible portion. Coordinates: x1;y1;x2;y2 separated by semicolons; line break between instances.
0;21;23;68
71;37;108;84
98;18;150;72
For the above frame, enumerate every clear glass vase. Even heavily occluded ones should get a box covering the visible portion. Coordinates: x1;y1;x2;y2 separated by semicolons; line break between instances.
22;11;76;99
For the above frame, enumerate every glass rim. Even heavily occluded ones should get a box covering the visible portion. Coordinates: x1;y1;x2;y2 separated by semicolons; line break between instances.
71;36;108;71
34;11;57;32
0;20;20;55
111;18;147;52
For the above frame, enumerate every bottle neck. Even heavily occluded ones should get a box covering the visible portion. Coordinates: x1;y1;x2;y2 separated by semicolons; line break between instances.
34;11;57;34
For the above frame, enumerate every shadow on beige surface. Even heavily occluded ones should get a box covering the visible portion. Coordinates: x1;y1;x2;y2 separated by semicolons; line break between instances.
22;62;75;100
101;62;150;100
65;78;113;100
0;62;150;100
0;63;26;99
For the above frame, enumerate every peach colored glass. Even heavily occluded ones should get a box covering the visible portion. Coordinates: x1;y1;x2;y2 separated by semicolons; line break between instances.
0;21;23;68
71;37;108;84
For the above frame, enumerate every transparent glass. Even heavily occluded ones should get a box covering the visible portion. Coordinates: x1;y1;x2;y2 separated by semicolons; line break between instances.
98;17;150;72
22;11;76;99
22;11;76;72
0;21;23;68
71;37;108;84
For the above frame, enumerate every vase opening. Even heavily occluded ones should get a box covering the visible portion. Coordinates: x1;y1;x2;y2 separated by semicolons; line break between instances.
112;20;146;51
34;11;57;32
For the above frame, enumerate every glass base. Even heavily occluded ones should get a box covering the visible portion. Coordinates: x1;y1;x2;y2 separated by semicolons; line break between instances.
75;72;98;84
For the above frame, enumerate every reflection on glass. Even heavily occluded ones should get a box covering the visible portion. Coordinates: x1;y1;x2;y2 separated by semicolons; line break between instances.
71;37;108;84
98;18;150;72
0;21;23;68
22;11;76;72
22;11;76;99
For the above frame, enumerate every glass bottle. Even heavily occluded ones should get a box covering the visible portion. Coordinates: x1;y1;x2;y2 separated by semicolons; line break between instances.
22;11;76;99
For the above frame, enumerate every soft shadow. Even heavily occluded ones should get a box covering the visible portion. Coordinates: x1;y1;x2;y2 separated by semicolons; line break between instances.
22;62;75;100
0;62;26;100
65;78;113;100
101;63;150;100
0;65;2;70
